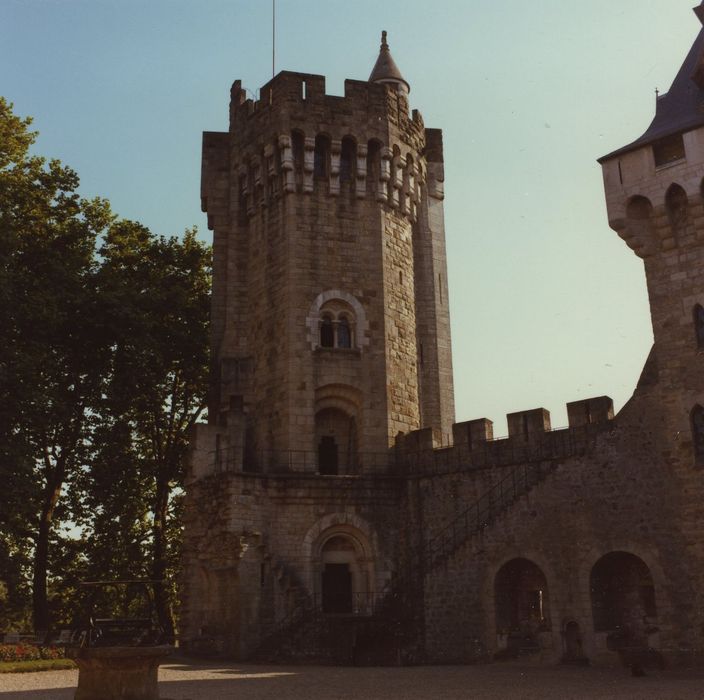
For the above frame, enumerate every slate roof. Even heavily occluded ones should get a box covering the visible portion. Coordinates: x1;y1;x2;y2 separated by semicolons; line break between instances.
598;4;704;163
369;31;410;92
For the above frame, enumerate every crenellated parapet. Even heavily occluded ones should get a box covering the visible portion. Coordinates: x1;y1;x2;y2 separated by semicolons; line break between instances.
201;72;432;228
396;396;615;475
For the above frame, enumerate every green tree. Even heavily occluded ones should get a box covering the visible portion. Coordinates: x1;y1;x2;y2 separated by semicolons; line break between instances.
0;98;210;634
0;97;114;630
91;221;210;637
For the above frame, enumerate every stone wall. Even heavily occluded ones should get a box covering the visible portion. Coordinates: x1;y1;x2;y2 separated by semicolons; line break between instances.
181;470;404;658
199;71;455;472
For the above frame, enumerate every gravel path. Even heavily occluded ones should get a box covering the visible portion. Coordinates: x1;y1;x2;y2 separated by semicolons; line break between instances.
2;660;704;699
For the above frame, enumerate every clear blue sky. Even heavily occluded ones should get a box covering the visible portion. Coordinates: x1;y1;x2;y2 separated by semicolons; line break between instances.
2;1;700;434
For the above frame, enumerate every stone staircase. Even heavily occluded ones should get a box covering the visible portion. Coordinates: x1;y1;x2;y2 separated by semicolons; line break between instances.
250;457;567;664
424;459;559;569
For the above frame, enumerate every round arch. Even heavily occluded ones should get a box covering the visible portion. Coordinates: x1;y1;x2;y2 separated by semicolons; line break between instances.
301;514;377;614
306;289;369;350
590;551;657;638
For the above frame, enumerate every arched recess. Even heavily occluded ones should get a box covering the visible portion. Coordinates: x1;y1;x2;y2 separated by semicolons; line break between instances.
314;384;362;475
317;528;374;614
623;195;655;256
665;183;688;244
301;514;377;614
495;558;551;635
306;290;369;350
590;551;657;641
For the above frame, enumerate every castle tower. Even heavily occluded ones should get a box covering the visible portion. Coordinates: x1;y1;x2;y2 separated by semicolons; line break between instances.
598;3;704;446
196;33;455;476
182;35;454;659
598;3;704;649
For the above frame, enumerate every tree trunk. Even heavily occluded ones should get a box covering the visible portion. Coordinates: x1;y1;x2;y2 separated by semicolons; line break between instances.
152;478;175;642
33;478;62;631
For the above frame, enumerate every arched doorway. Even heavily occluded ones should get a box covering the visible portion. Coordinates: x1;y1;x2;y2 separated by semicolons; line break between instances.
563;620;585;663
590;551;657;645
317;531;373;615
315;407;357;475
494;558;551;657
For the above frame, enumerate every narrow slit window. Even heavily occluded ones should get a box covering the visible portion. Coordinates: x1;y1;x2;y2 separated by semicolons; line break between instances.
695;304;704;349
693;405;704;465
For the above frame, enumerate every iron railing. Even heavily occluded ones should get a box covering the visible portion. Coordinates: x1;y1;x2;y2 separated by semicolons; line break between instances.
207;447;394;475
424;460;554;569
197;423;609;479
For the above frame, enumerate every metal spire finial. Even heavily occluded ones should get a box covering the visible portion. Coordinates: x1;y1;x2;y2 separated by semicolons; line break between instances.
381;30;388;50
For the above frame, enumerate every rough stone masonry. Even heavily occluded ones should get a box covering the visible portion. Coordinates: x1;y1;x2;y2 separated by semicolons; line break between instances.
181;6;704;667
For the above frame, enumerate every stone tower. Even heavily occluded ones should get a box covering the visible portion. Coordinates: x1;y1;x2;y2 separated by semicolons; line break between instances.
184;5;704;665
598;2;704;464
194;32;454;478
182;34;454;659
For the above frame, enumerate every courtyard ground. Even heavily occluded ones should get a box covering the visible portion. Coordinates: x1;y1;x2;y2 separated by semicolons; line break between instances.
2;659;704;699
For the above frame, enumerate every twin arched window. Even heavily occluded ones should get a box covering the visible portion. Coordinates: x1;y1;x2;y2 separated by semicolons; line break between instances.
319;313;353;349
319;303;354;349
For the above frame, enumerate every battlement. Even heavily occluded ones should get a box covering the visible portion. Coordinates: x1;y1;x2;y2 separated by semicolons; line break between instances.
201;72;441;228
396;396;614;474
228;71;425;137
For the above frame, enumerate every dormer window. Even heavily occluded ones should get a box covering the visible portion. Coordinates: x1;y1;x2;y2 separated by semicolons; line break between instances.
653;133;685;168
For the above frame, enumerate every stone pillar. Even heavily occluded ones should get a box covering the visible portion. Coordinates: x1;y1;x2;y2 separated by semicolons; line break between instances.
68;646;173;700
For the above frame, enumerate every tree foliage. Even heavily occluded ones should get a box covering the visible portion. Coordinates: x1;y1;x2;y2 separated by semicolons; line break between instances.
0;97;210;633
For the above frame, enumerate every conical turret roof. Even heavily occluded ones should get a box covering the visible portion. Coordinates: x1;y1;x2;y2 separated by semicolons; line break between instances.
369;31;410;92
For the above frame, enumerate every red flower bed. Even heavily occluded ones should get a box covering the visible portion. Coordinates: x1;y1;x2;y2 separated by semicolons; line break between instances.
0;644;65;662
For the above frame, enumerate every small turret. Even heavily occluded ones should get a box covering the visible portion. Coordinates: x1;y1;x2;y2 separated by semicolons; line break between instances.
369;30;410;95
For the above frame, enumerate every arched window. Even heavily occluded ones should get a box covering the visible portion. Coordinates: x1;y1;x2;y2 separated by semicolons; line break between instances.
337;316;351;348
665;183;688;238
694;305;704;349
317;301;356;350
314;134;330;179
320;315;334;348
692;405;704;464
308;290;368;352
340;137;356;183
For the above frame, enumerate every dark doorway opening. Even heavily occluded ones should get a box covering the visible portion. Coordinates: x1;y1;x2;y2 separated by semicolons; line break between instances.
322;563;352;613
563;620;587;664
590;551;657;636
318;436;339;475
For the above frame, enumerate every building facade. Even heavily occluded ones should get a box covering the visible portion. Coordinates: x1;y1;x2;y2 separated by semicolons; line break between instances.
182;7;704;665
